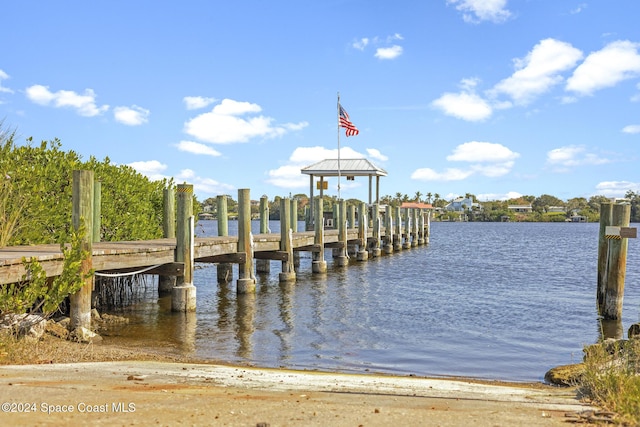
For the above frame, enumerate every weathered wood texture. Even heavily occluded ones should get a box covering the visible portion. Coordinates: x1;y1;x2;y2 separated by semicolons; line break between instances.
0;226;424;285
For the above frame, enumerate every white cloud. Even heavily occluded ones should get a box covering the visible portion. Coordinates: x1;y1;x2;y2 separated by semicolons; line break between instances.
431;91;492;121
622;125;640;134
447;0;511;23
183;96;216;110
176;140;222;156
411;168;474;181
566;40;640;96
352;38;369;50
366;148;388;162
546;145;611;171
114;105;150;126
127;160;168;181
184;98;308;144
0;69;13;94
446;141;519;163
490;38;583;105
412;141;519;182
375;45;403;60
25;84;109;117
176;169;235;197
595;181;640;198
570;3;587;14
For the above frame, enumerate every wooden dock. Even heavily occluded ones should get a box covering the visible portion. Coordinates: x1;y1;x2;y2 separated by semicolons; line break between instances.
0;229;377;286
0;171;430;331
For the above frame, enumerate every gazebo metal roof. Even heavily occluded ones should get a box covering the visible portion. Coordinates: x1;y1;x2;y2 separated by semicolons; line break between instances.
301;159;387;177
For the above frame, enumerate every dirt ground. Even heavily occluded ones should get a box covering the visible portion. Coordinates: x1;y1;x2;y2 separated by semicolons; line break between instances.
0;336;597;427
0;334;600;427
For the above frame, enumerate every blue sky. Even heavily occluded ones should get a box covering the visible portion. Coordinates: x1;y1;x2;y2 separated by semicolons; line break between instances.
2;1;640;203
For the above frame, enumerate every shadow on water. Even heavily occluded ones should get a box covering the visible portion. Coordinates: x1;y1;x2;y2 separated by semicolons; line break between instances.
100;221;640;382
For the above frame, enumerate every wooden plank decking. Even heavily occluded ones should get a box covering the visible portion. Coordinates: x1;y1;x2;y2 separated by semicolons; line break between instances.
0;228;368;285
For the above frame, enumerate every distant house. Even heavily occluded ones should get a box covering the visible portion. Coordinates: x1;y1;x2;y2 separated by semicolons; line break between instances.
547;206;566;213
445;197;481;212
400;202;433;210
508;204;532;213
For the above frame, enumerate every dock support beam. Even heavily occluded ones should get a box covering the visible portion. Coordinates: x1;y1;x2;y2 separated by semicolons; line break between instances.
357;202;368;261
279;197;296;282
237;189;256;293
256;195;270;273
159;187;176;294
216;195;233;283
172;183;196;312
312;196;327;273
371;203;381;257
335;200;349;266
402;208;411;249
393;206;402;251
384;205;394;254
69;170;94;331
599;202;631;320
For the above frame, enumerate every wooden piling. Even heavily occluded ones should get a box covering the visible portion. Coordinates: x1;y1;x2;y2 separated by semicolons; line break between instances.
602;203;631;320
371;203;381;257
216;195;233;283
335;199;349;266
348;204;356;229
312;196;327;273
402;208;411;249
411;208;419;247
69;170;94;331
357;202;369;261
172;183;196;312
256;195;270;273
159;187;176;294
393;206;402;251
384;205;394;254
237;189;256;293
597;202;612;311
279;198;296;281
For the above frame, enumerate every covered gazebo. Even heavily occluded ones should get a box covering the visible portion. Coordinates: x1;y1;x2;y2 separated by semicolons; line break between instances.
301;158;388;228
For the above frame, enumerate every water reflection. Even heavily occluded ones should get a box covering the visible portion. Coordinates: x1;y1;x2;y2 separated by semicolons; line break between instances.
235;293;255;358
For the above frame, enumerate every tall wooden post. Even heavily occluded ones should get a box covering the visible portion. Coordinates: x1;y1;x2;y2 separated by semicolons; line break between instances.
597;202;612;311
384;205;394;254
412;208;419;247
237;189;256;293
348;204;356;229
402;208;412;249
417;210;425;245
394;206;402;251
69;170;94;331
216;195;232;283
357;202;369;261
172;183;196;312
279;198;296;281
602;203;631;320
290;198;300;268
371;203;381;257
92;181;101;243
159;187;176;294
336;199;349;266
256;195;270;273
312;196;327;273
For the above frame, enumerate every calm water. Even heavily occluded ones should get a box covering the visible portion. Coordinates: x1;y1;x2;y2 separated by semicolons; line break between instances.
104;221;640;383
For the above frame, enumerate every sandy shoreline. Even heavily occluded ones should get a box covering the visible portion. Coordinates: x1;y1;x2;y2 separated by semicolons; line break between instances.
0;359;593;426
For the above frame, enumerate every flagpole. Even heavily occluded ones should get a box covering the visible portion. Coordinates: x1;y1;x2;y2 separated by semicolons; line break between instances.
337;92;341;201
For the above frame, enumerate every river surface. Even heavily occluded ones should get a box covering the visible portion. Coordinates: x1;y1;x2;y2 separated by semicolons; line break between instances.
103;221;640;382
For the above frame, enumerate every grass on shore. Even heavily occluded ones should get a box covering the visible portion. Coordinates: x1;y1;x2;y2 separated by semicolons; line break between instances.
579;339;640;426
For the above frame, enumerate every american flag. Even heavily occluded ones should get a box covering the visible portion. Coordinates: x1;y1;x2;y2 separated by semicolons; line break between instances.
339;103;359;137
